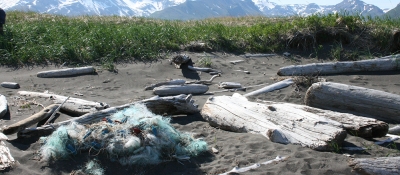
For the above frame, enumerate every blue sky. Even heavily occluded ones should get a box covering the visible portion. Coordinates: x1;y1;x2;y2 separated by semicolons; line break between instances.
269;0;398;9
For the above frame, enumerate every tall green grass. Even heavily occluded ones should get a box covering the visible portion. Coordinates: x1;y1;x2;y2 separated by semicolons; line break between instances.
0;11;399;67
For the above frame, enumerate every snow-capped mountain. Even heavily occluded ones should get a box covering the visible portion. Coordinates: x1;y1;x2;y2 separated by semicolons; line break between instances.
0;0;385;19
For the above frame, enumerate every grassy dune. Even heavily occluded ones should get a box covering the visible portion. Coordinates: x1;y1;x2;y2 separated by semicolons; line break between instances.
0;11;399;69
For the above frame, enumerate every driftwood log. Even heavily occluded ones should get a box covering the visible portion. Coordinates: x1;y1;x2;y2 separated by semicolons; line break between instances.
153;84;209;96
18;91;109;115
349;157;400;175
243;78;293;97
218;82;242;89
2;104;59;135
0;133;14;170
305;82;400;123
187;65;221;73
0;95;7;118
201;94;347;151
257;100;388;138
389;125;400;135
18;94;199;138
1;82;20;89
278;55;400;76
37;66;96;78
144;79;186;90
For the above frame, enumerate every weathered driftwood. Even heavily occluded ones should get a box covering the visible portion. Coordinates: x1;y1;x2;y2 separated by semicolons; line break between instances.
230;60;244;64
244;53;276;58
374;134;400;145
18;94;199;138
0;95;7;118
2;104;59;135
187;65;221;73
257;100;388;138
220;156;288;175
171;55;191;68
305;82;400;123
201;94;347;151
44;97;69;125
389;125;400;135
37;66;96;78
278;55;400;76
0;133;14;170
18;91;109;115
234;70;250;74
153;84;209;96
1;82;20;89
186;74;220;85
243;78;293;97
349;157;400;175
144;79;186;90
218;82;242;89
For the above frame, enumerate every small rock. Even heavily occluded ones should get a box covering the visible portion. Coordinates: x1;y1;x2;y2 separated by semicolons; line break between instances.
212;147;219;154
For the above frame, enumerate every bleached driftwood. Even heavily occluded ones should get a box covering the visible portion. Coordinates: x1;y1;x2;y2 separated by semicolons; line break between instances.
244;53;276;58
349;157;400;175
18;94;199;138
171;55;191;68
37;66;96;78
0;95;7;118
305;82;400;123
0;133;14;170
243;78;293;97
201;94;347;151
186;74;220;85
2;104;59;135
18;91;109;115
153;84;209;96
44;97;69;125
234;70;250;74
187;65;221;73
220;156;288;175
389;125;400;135
230;60;244;64
144;79;186;90
218;82;242;89
278;55;400;76
1;82;20;89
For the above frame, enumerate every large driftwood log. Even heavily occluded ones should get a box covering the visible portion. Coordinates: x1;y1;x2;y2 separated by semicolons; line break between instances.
349;157;400;175
2;104;59;135
153;84;209;96
305;82;400;123
201;94;347;151
37;66;96;78
144;79;186;90
278;55;400;76
18;94;199;138
0;133;14;170
0;95;7;118
243;78;293;97
257;100;388;138
18;91;109;115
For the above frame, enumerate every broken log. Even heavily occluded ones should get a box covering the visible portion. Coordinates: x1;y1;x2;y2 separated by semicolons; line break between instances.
144;79;186;90
201;94;347;151
305;82;400;123
278;55;400;76
18;91;109;115
389;125;400;135
243;78;293;97
0;95;7;118
2;104;59;135
37;66;96;78
257;100;388;138
1;82;20;89
153;84;209;96
0;133;14;170
349;157;400;175
18;94;199;138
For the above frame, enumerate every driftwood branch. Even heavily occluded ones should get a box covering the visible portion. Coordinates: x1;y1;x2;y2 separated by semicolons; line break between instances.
18;94;199;138
44;97;69;125
0;95;7;118
278;55;400;76
243;78;293;97
305;82;400;123
186;74;221;85
230;60;244;64
144;79;186;90
153;84;209;96
349;157;400;175
218;82;242;89
37;66;96;78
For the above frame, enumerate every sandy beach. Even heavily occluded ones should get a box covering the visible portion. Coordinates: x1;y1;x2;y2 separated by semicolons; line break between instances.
1;52;399;175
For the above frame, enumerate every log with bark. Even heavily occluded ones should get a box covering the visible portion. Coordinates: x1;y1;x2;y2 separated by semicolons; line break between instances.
37;66;96;78
201;94;347;151
144;79;186;90
153;84;209;96
17;91;109;115
243;78;293;97
305;82;400;123
2;104;59;135
277;55;400;76
0;133;14;170
348;157;400;175
17;94;199;138
0;95;7;118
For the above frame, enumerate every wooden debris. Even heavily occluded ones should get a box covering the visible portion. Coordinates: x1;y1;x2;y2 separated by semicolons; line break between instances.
243;78;293;97
37;66;96;78
201;94;347;151
305;82;400;123
1;82;20;89
18;91;109;115
349;157;400;175
388;125;400;135
0;133;14;170
218;82;242;89
153;84;209;96
374;134;400;145
0;95;7;118
186;74;221;85
244;53;276;58
220;156;288;175
144;79;186;90
171;55;191;69
18;94;199;138
187;65;221;73
230;60;244;64
2;104;59;135
278;55;400;76
234;70;250;74
44;97;69;125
